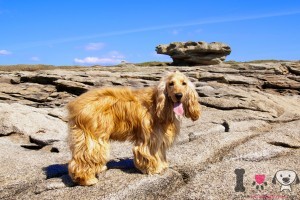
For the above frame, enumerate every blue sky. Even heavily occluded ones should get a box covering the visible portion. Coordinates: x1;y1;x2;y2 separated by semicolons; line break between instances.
0;0;300;66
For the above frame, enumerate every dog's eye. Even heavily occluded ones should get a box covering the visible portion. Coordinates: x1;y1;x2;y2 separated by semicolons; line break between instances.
182;82;187;85
169;82;174;86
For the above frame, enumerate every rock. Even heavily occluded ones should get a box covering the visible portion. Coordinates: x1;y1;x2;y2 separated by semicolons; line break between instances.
0;103;70;199
243;63;289;75
20;73;60;85
54;80;90;95
0;136;68;200
0;103;68;145
285;62;300;75
46;107;68;122
262;75;300;90
0;73;19;84
169;153;300;199
156;41;231;65
0;83;56;106
0;61;300;199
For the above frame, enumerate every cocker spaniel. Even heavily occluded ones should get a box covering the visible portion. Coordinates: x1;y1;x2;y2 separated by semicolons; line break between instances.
67;71;201;186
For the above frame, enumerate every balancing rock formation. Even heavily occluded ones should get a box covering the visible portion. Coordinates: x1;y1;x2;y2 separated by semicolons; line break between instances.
156;41;231;65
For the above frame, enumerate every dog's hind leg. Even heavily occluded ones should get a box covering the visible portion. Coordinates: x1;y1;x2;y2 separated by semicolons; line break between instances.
68;127;109;186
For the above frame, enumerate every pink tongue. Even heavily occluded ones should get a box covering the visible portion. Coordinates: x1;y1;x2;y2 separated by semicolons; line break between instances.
173;102;184;116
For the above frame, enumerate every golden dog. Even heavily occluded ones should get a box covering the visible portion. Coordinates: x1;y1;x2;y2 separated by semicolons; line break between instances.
67;71;201;185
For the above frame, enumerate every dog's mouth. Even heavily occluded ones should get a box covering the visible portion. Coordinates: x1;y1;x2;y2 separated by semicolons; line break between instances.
173;102;184;116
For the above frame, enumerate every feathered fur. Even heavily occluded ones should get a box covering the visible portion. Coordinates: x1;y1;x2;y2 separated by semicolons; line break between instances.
67;71;201;185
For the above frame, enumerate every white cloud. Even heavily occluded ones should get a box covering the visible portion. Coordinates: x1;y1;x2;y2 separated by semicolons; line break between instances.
84;42;105;51
74;51;126;65
0;50;11;55
30;56;40;61
74;56;123;65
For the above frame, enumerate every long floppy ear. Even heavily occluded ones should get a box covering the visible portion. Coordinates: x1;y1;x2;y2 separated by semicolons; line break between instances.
272;174;277;184
295;173;300;184
156;76;168;120
184;81;201;121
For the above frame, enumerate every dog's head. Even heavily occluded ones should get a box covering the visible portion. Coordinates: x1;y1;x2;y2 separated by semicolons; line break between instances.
156;71;201;121
272;170;300;186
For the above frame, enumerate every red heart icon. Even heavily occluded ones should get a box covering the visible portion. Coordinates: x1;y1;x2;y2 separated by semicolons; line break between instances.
255;174;265;184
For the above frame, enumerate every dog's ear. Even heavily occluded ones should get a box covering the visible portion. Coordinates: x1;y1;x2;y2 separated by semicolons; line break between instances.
156;76;168;120
295;173;300;184
184;81;201;121
272;174;277;184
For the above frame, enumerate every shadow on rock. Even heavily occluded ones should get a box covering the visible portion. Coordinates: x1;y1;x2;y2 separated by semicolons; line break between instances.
44;163;69;179
43;158;139;187
43;163;76;187
107;158;141;174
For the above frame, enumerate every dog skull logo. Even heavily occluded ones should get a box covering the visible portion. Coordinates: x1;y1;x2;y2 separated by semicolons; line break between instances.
272;170;300;192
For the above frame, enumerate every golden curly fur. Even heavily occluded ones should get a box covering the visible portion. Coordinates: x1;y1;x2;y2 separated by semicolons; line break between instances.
67;71;201;186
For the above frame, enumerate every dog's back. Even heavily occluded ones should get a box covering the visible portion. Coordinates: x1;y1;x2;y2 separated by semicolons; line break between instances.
67;87;154;142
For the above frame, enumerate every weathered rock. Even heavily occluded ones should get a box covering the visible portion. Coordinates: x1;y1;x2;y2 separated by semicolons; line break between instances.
169;120;300;199
0;61;300;199
262;75;300;90
54;80;90;95
285;62;300;75
0;103;68;145
20;73;60;85
0;136;69;200
0;83;57;107
156;41;231;65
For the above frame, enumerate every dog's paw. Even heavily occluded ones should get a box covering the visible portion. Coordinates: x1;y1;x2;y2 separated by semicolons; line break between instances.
100;165;108;172
81;177;98;186
146;166;166;175
96;165;108;177
162;162;169;170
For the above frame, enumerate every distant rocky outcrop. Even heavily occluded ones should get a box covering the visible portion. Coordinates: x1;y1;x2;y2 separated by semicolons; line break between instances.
156;41;231;65
0;61;300;199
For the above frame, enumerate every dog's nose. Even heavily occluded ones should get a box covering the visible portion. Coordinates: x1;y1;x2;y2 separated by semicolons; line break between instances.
282;177;290;183
175;93;183;100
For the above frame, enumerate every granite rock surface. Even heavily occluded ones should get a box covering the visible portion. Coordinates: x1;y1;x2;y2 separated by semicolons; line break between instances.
0;61;300;199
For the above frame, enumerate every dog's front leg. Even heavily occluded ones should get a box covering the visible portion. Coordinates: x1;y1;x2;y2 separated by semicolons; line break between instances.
133;143;164;175
157;144;169;170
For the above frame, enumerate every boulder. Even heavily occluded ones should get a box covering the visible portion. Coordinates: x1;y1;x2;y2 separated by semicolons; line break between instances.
156;41;231;65
0;103;68;144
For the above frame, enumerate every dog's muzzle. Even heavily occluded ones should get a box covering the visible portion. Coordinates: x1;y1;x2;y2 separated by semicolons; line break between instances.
282;177;290;184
